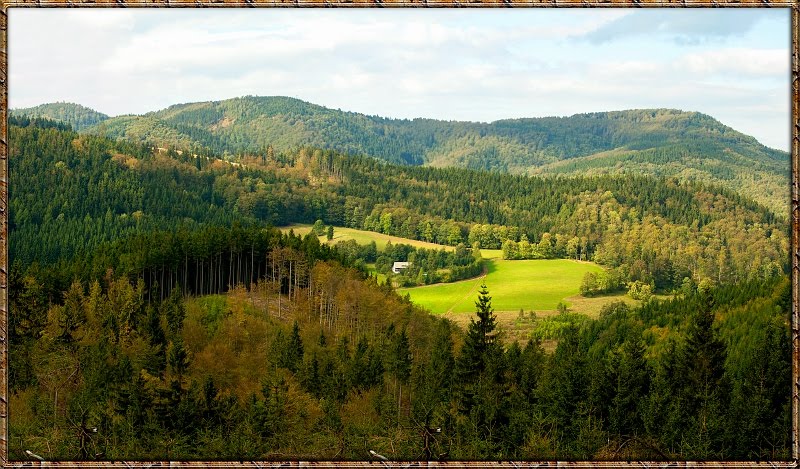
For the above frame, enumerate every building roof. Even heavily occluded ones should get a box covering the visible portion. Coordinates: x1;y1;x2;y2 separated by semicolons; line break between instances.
392;262;410;271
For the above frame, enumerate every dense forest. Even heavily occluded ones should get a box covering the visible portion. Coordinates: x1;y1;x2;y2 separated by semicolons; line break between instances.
7;114;791;461
9;117;787;294
12;98;789;215
9;232;791;460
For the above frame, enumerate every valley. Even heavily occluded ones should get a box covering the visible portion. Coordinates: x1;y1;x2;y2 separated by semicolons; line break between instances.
282;223;652;316
5;101;792;462
280;224;624;344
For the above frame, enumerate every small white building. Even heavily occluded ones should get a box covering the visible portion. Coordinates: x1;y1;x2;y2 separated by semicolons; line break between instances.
392;262;410;274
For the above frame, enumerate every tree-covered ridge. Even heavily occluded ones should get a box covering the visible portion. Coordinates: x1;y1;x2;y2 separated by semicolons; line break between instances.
9;118;787;295
26;96;781;214
10;102;109;131
529;142;788;217
9;120;233;267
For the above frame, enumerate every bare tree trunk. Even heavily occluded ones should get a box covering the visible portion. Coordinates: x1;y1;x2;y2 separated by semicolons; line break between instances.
288;259;293;302
398;382;402;424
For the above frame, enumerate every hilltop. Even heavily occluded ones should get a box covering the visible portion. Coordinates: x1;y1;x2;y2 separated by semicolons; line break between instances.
12;96;789;215
11;101;110;131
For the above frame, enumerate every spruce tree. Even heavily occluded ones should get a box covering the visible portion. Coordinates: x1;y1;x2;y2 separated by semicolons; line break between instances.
457;283;498;383
392;327;412;384
144;304;167;374
280;321;304;373
609;336;650;437
163;286;185;337
675;293;729;458
455;283;508;456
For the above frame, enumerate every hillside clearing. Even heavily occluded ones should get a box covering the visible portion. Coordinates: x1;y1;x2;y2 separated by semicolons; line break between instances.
280;225;660;331
279;224;454;251
398;258;603;314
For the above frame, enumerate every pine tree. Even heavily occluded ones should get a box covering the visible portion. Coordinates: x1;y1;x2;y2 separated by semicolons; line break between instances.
608;336;650;437
163;285;185;337
457;283;498;383
455;283;508;456
279;321;304;373
674;293;729;458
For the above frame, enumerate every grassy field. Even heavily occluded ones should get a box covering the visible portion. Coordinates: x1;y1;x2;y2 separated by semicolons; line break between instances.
398;258;603;314
560;293;639;319
280;224;454;251
280;224;637;342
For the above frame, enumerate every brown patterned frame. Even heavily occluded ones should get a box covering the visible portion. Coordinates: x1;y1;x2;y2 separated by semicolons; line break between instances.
0;2;797;468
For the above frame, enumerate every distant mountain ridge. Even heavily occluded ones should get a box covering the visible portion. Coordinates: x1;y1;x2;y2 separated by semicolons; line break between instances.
11;96;789;215
11;102;109;131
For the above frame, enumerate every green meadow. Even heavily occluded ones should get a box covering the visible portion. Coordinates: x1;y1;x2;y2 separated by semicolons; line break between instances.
398;258;603;314
281;225;605;315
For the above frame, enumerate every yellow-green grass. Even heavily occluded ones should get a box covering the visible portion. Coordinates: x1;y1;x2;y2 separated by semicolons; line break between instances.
560;292;672;319
279;224;454;252
398;258;603;314
480;249;503;259
441;309;558;346
561;293;638;319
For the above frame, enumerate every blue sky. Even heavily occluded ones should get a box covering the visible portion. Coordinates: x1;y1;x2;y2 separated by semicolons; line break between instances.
8;8;791;151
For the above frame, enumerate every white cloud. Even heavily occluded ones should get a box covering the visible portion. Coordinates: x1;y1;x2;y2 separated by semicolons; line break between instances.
62;10;136;30
589;60;665;80
7;9;791;151
680;48;789;78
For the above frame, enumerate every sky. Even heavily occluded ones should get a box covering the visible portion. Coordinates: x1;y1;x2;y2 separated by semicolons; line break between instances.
8;8;791;151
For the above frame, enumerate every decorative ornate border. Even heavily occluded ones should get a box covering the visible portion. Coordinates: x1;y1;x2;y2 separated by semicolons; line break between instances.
0;2;797;468
791;1;800;465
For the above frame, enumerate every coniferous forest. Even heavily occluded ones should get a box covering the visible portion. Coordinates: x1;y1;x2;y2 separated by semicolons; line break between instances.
6;104;792;461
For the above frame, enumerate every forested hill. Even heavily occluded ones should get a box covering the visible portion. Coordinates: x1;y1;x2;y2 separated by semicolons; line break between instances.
10;102;110;131
15;96;789;216
9;116;787;295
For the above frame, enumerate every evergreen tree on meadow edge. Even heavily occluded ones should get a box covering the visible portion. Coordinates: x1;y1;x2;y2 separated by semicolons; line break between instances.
457;283;498;385
455;283;508;457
